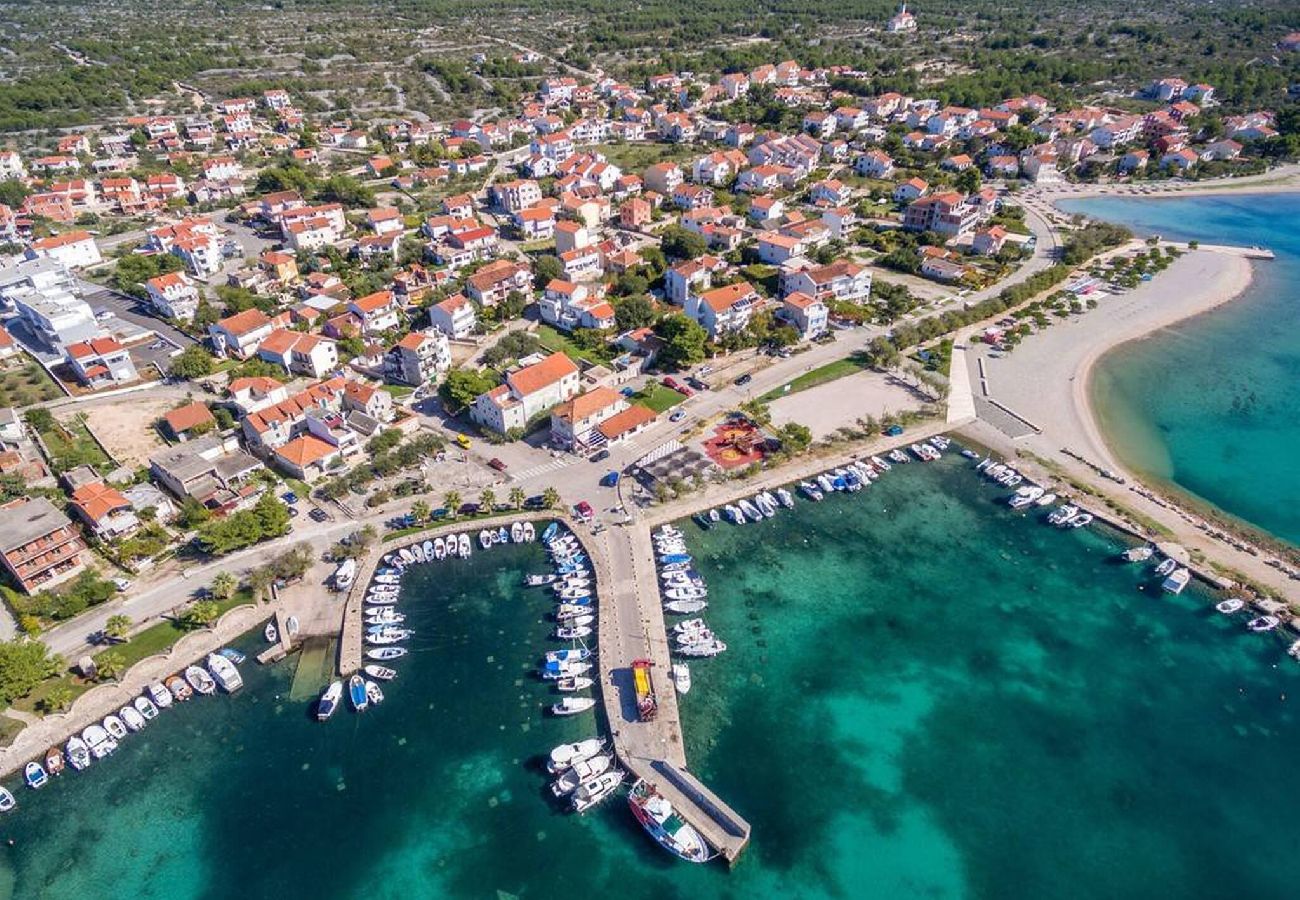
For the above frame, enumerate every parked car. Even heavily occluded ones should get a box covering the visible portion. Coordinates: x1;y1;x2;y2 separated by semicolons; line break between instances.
661;376;682;392
523;495;547;510
488;458;508;472
601;471;620;487
281;491;299;504
590;448;611;463
309;508;329;522
734;373;753;386
112;577;132;591
669;410;686;423
685;377;708;391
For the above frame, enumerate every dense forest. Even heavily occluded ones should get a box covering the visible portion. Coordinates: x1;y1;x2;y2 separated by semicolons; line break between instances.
0;0;1294;134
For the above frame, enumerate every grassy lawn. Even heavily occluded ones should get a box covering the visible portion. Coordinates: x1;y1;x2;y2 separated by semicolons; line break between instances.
760;354;872;401
537;324;615;365
40;414;113;473
382;384;414;399
11;675;92;715
632;383;686;413
0;360;62;407
596;142;698;172
0;714;26;748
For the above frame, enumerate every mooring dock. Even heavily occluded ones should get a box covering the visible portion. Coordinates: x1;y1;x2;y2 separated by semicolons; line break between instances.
594;525;752;864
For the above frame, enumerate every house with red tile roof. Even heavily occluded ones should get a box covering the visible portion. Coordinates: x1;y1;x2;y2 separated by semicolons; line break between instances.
549;386;628;450
471;352;581;435
162;401;217;441
70;481;140;540
685;281;761;339
64;336;137;386
208;308;280;358
256;329;339;378
384;330;451;386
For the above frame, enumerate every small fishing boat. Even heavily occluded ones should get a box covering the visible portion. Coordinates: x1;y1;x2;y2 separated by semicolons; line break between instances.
1067;512;1094;528
348;674;368;712
366;629;412;646
83;724;116;759
547;738;605;774
219;647;246;664
1123;546;1155;563
148;682;173;709
317;680;342;721
776;487;795;508
557;676;594;692
44;746;65;777
551;696;596;716
541;659;592;680
264;622;278;644
24;762;47;790
724;504;746;524
526;573;558;587
363;665;397;681
816;473;836;493
165;675;192;702
365;680;384;706
423;540;435;560
1161;567;1191;595
184;665;216;696
628;779;714;862
1247;615;1280;633
511;522;524;543
522;522;536;542
799;481;824;501
555;603;593;621
889;448;910;465
458;533;471;556
399;547;415;564
556;585;593;601
545;647;591;664
0;788;14;812
334;558;357;590
65;736;91;771
542;522;559;542
1154;557;1178;578
555;624;593;640
664;586;707;602
872;454;892;471
737;499;761;521
1035;492;1057;507
571;770;626;814
433;537;446;559
1047;504;1078;526
677;638;727;658
664;599;708;615
206;653;243;692
119;705;146;732
102;715;128;741
134;695;159;721
551;753;614;796
672;663;691;694
1214;597;1245;614
479;529;493;549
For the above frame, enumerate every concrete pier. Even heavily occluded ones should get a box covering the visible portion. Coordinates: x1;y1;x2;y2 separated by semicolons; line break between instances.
255;609;295;665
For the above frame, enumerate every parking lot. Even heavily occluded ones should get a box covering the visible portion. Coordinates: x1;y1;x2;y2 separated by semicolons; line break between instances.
76;280;193;374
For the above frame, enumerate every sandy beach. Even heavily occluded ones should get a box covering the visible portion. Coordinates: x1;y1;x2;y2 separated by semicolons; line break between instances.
976;248;1253;468
1030;163;1300;202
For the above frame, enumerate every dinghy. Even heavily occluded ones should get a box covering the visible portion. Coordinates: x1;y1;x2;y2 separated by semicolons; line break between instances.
317;680;342;721
551;696;596;716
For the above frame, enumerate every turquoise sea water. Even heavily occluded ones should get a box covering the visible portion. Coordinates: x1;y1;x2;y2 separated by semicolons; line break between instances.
3;462;1300;898
1060;194;1300;545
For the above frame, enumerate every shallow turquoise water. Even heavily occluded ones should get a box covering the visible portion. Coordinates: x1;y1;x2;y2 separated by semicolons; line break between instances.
1060;194;1300;545
3;462;1299;898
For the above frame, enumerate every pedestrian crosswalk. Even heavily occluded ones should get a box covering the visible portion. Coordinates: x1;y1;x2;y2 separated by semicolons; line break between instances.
510;456;576;482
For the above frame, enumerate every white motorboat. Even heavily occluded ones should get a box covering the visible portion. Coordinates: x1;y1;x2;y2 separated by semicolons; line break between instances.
65;736;91;771
366;647;408;661
551;696;596;716
888;448;910;465
423;540;434;560
166;675;192;702
724;504;746;524
737;499;761;521
1035;492;1057;507
774;489;794;511
526;573;558;586
677;638;727;657
1067;512;1094;528
672;617;710;635
1009;485;1045;508
799;481;824;501
1247;615;1280;633
185;665;216;695
134;695;159;721
557;676;594;692
541;659;591;680
365;680;385;706
1123;546;1155;563
551;753;614;796
1047;504;1078;526
366;629;412;646
1287;639;1300;661
1215;598;1245;614
119;705;146;732
479;529;493;550
24;762;47;791
264;622;278;643
433;537;446;559
555;624;593;640
664;586;707;602
458;533;471;556
511;522;524;543
0;787;15;811
366;611;406;627
1154;557;1178;577
103;715;128;740
373;574;401;585
317;680;342;721
545;647;591;664
816;473;836;493
363;665;397;681
547;738;605;774
399;547;415;564
147;682;172;709
628;779;715;863
571;770;626;813
754;493;777;518
672;663;691;694
559;613;595;629
1161;567;1191;595
83;724;116;759
664;599;708;614
555;603;593;621
522;522;536;542
871;454;891;471
206;653;243;692
334;558;357;590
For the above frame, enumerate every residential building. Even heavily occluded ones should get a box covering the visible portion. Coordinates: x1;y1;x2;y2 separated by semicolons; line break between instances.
349;290;402;334
549;386;628;450
70;482;140;541
0;497;87;593
686;281;760;339
64;336;138;387
428;293;477;339
972;226;1009;256
151;434;264;512
145;271;201;321
256;330;339;378
902;192;980;236
643;162;684;195
540;280;616;332
26;231;102;268
493;179;543;213
162;401;217;441
384;330;451;386
756;232;806;265
471;352;581;434
209;308;277;358
1;257;99;350
780;259;872;304
779;291;829;338
465;259;531;308
854;150;895;178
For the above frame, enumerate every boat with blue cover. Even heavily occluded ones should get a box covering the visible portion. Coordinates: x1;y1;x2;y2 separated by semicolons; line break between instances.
348;674;368;712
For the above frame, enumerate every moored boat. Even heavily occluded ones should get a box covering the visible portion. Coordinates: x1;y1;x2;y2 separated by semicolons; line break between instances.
0;788;14;812
547;738;605;774
102;715;127;741
44;746;65;776
1123;546;1155;563
206;653;243;692
317;680;343;721
148;682;172;709
571;769;625;813
348;674;368;712
365;680;384;706
366;647;408;661
1215;598;1245;614
628;778;714;862
550;753;614;796
24;762;47;790
134;695;159;721
65;736;91;771
185;665;216;695
1247;615;1280;633
551;696;596;716
672;663;691;694
363;665;397;681
165;675;192;702
264;622;278;644
664;599;708;615
119;705;145;732
1161;567;1191;595
557;676;594;692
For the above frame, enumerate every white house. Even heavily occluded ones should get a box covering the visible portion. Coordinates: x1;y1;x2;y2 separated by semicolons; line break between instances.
26;231;102;268
779;291;829;338
145;271;201;321
685;281;760;339
471;352;581;435
428;293;477;339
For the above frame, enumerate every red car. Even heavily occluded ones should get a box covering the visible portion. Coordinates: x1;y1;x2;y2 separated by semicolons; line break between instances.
660;376;692;397
488;458;508;472
574;501;594;522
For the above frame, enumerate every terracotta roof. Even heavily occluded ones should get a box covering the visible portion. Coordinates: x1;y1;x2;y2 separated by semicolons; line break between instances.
508;352;578;398
783;291;820;310
163;401;216;434
228;375;284;395
71;482;130;523
596;404;657;440
65;337;125;359
351;290;394;313
31;230;94;250
216;308;272;337
552;386;624;424
698;281;756;313
395;331;437;351
275;435;337;468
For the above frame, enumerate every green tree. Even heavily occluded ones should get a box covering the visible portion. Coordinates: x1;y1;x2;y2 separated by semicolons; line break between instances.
509;487;526;509
168;345;215;380
775;422;813;454
542;487;561;509
209;572;238;600
0;640;63;705
479;488;496;511
613;293;656;331
104;614;132;640
865;336;901;370
955;167;982;195
660;225;708;261
246;566;275;601
532;254;564;289
439;368;501;412
0;179;30;208
655;314;709;369
96;650;127;682
411;500;431;522
444;490;462;516
39;684;74;714
183;600;220;629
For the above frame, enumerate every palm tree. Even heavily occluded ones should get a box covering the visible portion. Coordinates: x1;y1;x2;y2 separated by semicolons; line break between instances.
509;487;526;509
411;500;431;522
479;488;496;511
40;685;74;714
209;571;238;601
444;490;462;517
96;650;127;682
104;614;132;640
246;567;274;602
542;487;561;510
